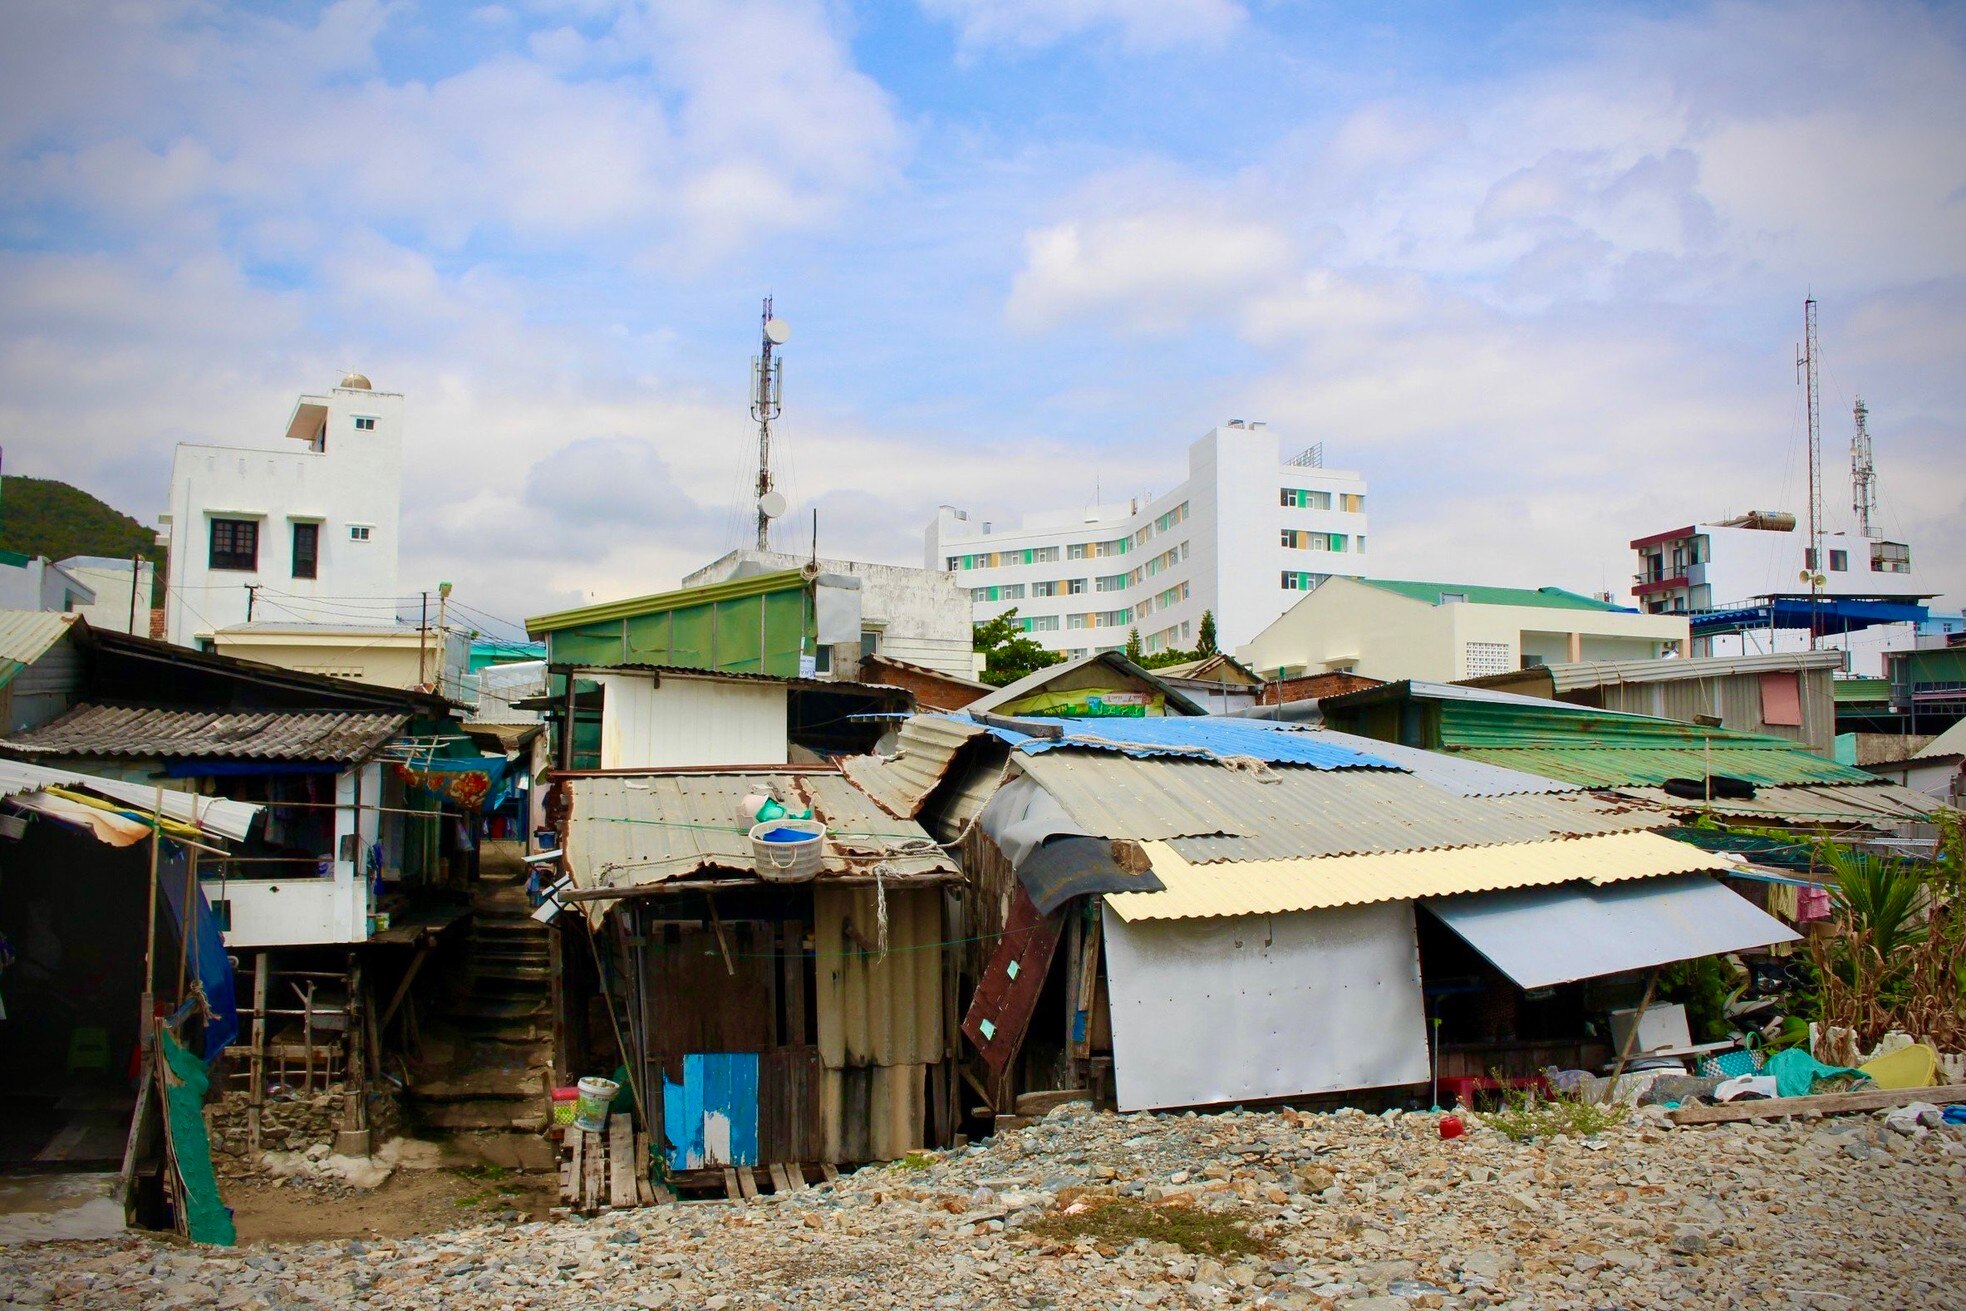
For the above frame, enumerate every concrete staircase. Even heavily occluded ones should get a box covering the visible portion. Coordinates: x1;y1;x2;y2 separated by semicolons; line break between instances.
406;843;556;1153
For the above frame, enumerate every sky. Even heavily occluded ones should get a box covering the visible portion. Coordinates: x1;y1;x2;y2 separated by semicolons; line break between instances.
1;0;1962;644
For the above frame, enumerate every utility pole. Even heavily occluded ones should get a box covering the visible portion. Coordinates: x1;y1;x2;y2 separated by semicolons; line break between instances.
418;590;430;689
245;583;260;622
435;582;453;695
128;555;140;634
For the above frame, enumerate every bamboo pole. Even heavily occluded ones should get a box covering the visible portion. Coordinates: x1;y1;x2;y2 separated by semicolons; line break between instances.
139;785;163;1055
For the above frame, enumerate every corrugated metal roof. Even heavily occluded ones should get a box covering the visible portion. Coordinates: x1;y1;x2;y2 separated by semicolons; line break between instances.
1357;578;1628;612
1448;743;1872;788
1106;831;1734;921
562;770;957;916
839;714;989;817
526;568;809;637
1913;718;1966;761
978;714;1398;769
1536;649;1847;693
3;704;408;762
1614;781;1939;824
0;758;260;841
967;651;1208;717
1299;727;1583;796
0;610;79;689
1013;752;1664;861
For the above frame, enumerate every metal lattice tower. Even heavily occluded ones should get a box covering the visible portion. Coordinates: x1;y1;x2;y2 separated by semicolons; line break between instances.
751;297;786;550
1797;297;1823;623
1851;396;1878;538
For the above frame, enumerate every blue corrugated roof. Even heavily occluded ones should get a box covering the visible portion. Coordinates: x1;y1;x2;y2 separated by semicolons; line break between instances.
962;713;1400;770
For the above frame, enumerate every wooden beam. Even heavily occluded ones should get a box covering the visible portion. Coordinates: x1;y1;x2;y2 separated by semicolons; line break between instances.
737;1165;759;1200
1670;1083;1966;1126
377;941;433;1033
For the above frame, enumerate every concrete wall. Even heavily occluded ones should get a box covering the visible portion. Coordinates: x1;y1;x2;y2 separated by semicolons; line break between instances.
1240;577;1689;682
0;558;93;614
595;671;788;769
58;557;154;634
209;626;470;696
161;381;403;646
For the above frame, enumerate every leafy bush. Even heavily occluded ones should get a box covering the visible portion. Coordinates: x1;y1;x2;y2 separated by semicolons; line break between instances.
1479;1088;1626;1143
1026;1197;1271;1258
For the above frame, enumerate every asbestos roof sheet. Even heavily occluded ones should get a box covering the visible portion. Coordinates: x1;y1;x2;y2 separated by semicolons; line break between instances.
1537;649;1847;693
1013;752;1665;862
563;770;957;914
839;714;990;818
0;610;78;676
0;758;260;841
3;704;408;762
978;714;1399;769
1107;831;1734;921
1301;728;1584;796
1614;781;1941;824
1448;743;1876;788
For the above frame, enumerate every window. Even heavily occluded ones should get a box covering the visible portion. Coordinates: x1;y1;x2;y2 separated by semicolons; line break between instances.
1018;615;1060;633
1068;614;1089;630
1068;543;1091;560
1281;488;1332;510
1031;580;1060;598
1282;571;1329;591
1065;578;1088;595
1096;573;1129;593
946;556;961;571
291;522;319;580
1031;546;1060;563
1872;541;1911;573
1340;493;1365;513
1828;549;1848;572
1282;530;1347;552
348;524;373;542
860;629;882;658
209;518;258;571
353;416;377;431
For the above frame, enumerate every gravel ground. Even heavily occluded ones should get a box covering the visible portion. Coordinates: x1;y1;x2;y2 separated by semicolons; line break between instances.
4;1101;1963;1310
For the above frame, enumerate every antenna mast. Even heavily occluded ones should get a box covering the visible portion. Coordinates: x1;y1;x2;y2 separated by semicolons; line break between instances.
751;298;789;550
1796;296;1823;647
1851;396;1878;539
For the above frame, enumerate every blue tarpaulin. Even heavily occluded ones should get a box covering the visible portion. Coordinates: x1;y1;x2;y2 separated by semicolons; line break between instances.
158;848;240;1060
959;712;1400;770
1692;598;1929;636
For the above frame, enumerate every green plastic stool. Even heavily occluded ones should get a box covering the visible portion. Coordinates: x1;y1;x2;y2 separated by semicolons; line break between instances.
67;1026;111;1074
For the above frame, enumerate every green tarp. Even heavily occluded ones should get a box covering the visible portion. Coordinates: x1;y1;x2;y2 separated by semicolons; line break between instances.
160;1028;235;1246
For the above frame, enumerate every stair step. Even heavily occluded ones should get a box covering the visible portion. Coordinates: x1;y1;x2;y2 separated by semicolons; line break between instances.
411;1071;547;1102
413;1103;551;1133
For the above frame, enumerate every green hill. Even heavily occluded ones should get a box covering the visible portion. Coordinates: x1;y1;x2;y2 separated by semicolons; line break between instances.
0;475;161;568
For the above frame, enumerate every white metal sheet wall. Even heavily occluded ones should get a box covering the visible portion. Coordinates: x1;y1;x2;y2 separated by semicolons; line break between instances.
595;673;788;769
1101;900;1431;1111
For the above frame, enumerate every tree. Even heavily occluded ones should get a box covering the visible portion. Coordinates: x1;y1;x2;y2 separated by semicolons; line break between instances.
1197;609;1218;656
973;609;1065;687
1125;626;1143;661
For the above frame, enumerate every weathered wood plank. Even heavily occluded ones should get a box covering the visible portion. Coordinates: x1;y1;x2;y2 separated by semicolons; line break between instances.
564;1125;585;1204
1014;1089;1089;1117
785;1163;809;1192
1670;1082;1966;1125
608;1115;638;1209
737;1165;759;1199
767;1163;789;1194
582;1128;605;1211
819;1163;840;1185
722;1168;741;1200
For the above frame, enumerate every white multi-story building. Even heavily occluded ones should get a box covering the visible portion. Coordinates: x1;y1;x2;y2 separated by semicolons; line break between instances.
1629;512;1936;675
926;422;1368;657
159;374;403;648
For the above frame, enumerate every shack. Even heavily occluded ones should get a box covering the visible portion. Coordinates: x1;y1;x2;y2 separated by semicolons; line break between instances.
847;713;1800;1118
549;764;962;1192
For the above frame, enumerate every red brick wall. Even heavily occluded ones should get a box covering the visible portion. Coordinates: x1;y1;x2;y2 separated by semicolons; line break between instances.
1258;671;1382;705
860;657;988;712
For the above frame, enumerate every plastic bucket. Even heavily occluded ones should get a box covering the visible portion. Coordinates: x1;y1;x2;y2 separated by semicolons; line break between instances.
573;1076;619;1133
749;819;826;883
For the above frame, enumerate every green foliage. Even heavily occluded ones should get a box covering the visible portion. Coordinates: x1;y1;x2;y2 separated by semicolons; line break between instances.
1125;626;1143;661
1658;956;1738;1043
1196;609;1218;656
1026;1197;1272;1258
0;475;160;569
893;1151;937;1171
973;608;1065;688
1820;842;1926;959
1479;1087;1626;1143
1135;647;1199;669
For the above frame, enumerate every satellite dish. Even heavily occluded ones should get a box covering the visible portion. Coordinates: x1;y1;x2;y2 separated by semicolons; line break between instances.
759;490;789;519
763;318;791;345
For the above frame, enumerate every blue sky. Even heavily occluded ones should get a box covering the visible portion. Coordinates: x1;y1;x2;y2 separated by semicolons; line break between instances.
1;0;1961;639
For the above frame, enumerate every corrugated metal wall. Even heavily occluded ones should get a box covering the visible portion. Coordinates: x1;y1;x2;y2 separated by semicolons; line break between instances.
1585;668;1836;756
812;884;944;1162
595;673;788;768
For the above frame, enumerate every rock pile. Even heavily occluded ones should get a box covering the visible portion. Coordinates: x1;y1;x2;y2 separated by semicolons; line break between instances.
204;1087;405;1185
6;1101;1964;1309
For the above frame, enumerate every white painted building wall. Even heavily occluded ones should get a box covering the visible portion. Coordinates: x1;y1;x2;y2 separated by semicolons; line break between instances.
213;761;380;948
595;671;789;769
683;550;975;679
0;557;94;614
160;376;403;647
927;423;1368;657
1240;577;1689;682
210;623;471;698
57;557;154;634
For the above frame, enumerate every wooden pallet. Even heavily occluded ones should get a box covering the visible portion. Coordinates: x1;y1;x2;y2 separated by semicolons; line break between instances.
557;1115;665;1213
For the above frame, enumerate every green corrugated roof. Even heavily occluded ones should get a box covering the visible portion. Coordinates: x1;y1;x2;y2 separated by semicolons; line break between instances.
525;569;808;637
1832;677;1890;704
1438;698;1874;787
1357;579;1624;611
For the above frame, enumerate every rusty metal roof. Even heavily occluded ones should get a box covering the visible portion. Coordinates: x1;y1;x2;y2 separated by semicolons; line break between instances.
839;715;990;817
1012;751;1665;861
1106;831;1737;921
562;770;957;914
3;703;408;762
1613;781;1939;824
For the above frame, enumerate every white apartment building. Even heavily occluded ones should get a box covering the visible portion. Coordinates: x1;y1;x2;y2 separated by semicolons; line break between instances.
159;374;404;648
926;422;1368;657
1630;512;1935;675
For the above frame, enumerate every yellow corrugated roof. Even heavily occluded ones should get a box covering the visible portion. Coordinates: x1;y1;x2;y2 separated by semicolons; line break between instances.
1106;831;1737;922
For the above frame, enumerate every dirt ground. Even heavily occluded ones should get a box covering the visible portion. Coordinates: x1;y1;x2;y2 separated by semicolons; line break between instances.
225;1165;558;1244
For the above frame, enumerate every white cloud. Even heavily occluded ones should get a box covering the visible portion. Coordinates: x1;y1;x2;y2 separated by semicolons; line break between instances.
920;0;1244;55
1007;210;1292;333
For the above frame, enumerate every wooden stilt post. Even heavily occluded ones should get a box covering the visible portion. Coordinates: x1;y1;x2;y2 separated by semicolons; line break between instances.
339;953;371;1157
248;952;270;1153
